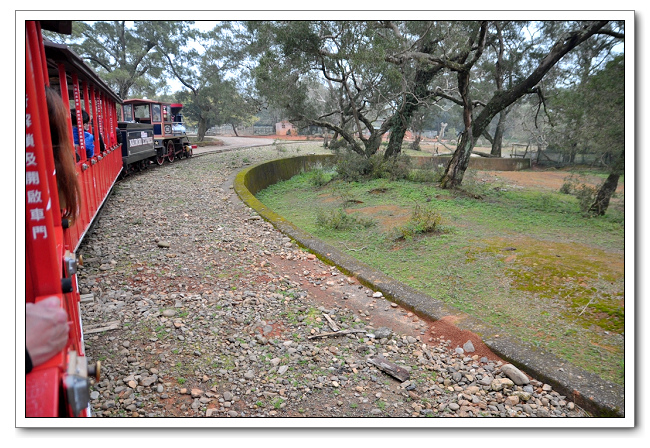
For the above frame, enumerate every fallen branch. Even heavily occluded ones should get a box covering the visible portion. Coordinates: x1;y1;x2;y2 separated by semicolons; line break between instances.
578;298;595;316
342;242;367;252
307;329;366;339
367;355;410;382
322;313;340;332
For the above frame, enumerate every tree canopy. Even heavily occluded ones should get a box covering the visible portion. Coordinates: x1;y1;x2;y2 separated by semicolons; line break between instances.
57;19;625;189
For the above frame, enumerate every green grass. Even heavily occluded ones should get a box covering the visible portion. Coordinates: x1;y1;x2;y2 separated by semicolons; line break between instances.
256;168;625;385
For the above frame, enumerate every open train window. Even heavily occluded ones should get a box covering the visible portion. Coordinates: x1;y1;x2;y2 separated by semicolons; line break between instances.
123;104;133;122
134;104;150;120
152;104;161;122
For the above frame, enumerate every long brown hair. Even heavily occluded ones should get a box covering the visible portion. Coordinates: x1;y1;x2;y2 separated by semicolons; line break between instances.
45;86;80;223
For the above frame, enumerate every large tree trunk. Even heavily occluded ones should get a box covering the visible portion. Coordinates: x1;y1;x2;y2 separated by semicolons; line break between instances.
440;69;474;189
440;132;476;188
589;148;624;215
197;117;208;142
384;61;443;159
490;111;508;157
385;123;407;158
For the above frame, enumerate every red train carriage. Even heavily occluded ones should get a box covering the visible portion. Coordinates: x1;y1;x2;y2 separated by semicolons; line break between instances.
24;20;122;417
121;98;194;165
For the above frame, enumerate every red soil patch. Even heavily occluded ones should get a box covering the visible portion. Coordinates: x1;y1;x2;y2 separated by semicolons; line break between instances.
476;167;624;193
268;253;503;363
348;204;412;231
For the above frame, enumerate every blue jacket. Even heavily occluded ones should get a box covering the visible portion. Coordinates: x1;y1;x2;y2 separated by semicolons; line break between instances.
72;127;95;158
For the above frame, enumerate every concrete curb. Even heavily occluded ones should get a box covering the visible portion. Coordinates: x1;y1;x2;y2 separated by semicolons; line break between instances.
233;154;625;418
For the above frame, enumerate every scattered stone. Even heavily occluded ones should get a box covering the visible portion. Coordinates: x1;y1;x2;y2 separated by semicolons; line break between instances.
374;327;392;339
501;364;530;385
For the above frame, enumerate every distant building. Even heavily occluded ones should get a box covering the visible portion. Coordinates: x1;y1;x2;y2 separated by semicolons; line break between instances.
276;121;297;136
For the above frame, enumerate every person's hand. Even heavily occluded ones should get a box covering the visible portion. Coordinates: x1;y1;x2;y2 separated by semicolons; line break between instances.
26;296;69;367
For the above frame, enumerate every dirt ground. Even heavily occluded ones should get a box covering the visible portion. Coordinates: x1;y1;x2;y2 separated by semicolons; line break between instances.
474;166;624;193
268;253;504;364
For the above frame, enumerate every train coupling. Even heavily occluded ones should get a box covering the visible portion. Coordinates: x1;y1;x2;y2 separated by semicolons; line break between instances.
64;351;101;417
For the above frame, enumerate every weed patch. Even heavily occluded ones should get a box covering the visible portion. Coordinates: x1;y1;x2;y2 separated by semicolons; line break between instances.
395;204;444;240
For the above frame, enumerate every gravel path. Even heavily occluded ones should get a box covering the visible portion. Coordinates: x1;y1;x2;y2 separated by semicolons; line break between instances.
76;144;587;419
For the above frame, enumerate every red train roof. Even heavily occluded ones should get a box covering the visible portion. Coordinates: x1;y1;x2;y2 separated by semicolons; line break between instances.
123;98;183;109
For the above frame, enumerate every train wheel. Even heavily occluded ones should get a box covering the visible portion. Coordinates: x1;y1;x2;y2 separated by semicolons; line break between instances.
156;150;165;166
167;141;175;163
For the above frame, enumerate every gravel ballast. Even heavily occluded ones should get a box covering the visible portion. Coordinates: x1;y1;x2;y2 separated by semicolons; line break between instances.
76;143;588;420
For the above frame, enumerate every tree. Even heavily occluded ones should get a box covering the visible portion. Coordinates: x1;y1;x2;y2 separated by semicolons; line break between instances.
157;22;252;141
580;55;625;215
64;21;177;99
247;21;405;157
438;21;613;188
545;22;625;165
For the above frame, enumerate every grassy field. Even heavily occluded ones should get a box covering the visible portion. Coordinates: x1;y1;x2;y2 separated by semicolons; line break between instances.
256;163;626;385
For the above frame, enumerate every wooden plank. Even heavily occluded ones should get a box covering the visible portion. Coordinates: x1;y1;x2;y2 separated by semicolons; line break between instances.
367;355;410;382
83;320;120;334
80;293;94;303
322;313;339;332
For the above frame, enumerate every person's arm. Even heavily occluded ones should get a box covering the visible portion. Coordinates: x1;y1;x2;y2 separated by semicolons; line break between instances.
26;297;69;371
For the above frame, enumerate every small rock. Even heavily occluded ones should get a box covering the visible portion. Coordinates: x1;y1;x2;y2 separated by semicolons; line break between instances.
491;378;514;391
462;340;475;353
374;327;392;339
501;364;530;385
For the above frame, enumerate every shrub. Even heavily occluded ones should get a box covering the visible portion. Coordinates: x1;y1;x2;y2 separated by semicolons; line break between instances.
407;160;445;183
575;184;598;213
334;150;414;182
308;168;333;187
328;138;349;150
272;139;287;153
334;150;372;181
560;174;581;194
316;208;376;230
369;153;412;181
396;204;443;240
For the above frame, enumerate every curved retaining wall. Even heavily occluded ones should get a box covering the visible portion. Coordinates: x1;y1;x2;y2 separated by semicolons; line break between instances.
413;155;531;171
233;154;624;418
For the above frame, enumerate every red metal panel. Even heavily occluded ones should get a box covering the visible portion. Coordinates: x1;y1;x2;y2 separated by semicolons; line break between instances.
25;367;61;417
25;25;62;300
26;22;66;418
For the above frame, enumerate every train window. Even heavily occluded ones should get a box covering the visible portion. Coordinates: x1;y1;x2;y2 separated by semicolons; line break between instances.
152;104;161;122
123;104;133;122
163;105;171;122
134;104;150;120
